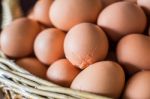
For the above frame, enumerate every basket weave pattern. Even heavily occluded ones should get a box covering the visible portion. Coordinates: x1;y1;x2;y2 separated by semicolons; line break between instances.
0;51;110;99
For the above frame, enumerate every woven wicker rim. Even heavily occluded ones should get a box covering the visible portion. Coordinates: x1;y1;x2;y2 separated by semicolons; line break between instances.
0;51;111;99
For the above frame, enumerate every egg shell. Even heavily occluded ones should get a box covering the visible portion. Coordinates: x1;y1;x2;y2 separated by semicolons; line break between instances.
16;57;47;79
28;10;49;30
47;59;80;87
123;71;150;99
101;0;121;7
124;0;137;3
137;0;150;15
1;18;41;58
32;0;53;27
117;34;150;74
71;61;125;98
97;1;147;41
49;0;103;31
27;9;34;19
64;23;109;69
34;28;65;65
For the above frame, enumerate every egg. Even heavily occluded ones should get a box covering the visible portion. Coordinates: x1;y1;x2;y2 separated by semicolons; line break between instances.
28;11;49;30
27;10;35;19
16;57;47;79
47;59;80;87
97;1;147;41
71;61;125;98
49;0;103;31
34;28;65;65
123;71;150;99
124;0;137;3
32;0;53;27
64;23;109;69
101;0;121;7
117;34;150;74
1;18;41;58
137;0;150;15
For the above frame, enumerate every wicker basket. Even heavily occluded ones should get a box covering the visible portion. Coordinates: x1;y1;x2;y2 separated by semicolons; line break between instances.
0;0;111;99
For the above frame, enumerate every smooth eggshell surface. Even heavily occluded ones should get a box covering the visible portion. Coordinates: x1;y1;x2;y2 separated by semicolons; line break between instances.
124;0;137;3
16;57;47;79
32;0;53;27
123;71;150;99
34;28;65;65
97;1;147;41
64;23;109;69
101;0;121;7
47;59;80;87
49;0;103;31
1;18;41;58
117;34;150;73
71;61;125;98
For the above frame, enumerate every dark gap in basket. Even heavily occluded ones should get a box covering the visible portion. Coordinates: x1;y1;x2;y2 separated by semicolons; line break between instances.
2;75;12;80
20;0;37;16
0;63;12;71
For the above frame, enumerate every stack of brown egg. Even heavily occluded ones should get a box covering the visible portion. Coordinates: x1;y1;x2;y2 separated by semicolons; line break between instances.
0;0;150;98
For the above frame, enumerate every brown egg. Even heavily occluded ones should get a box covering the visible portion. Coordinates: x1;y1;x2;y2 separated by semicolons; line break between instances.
27;9;34;19
124;0;137;3
31;0;53;27
28;11;49;30
137;0;150;15
49;0;103;31
71;61;125;98
47;59;80;87
64;23;109;69
101;0;121;7
16;57;47;79
1;18;41;58
97;1;147;41
123;71;150;99
34;28;65;65
117;34;150;74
